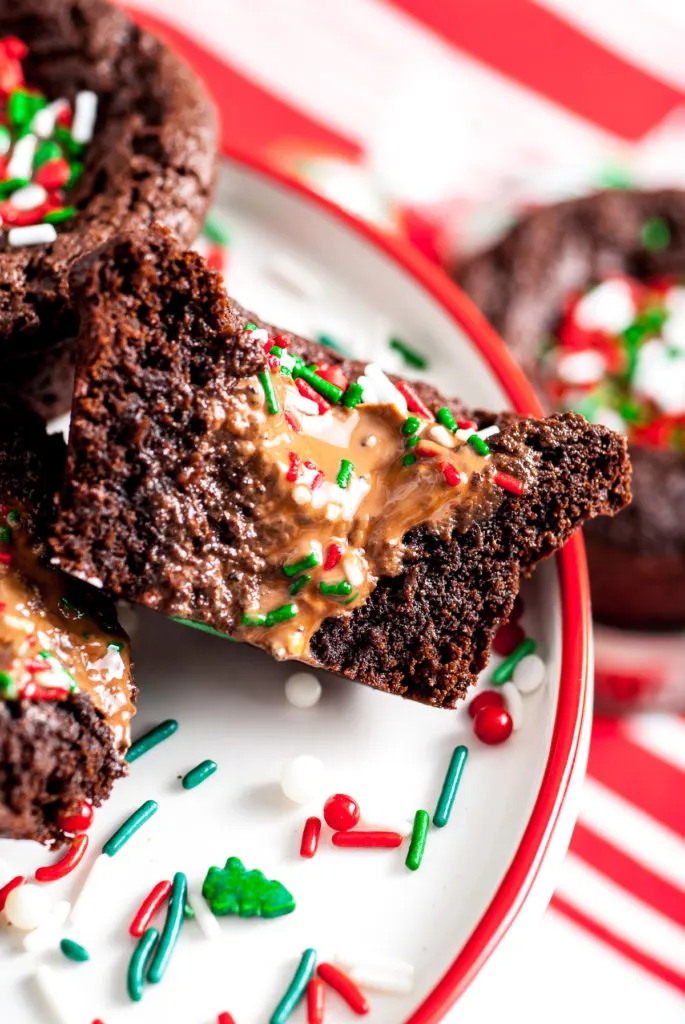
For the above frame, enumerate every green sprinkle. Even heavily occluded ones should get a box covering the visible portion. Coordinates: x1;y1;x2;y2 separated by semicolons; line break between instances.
108;640;124;653
244;322;257;331
342;591;359;605
170;617;235;641
242;612;267;627
60;938;89;962
127;927;158;1002
102;800;158;856
270;948;317;1024
0;526;11;542
54;124;85;157
336;459;354;489
43;206;76;224
319;580;353;597
405;435;419;449
0;670;17;698
317;332;349;355
0;125;10;152
492;637;537;685
182;759;217;790
468;434;490;456
203;213;232;245
34;139;62;168
389;337;428;369
269;345;283;358
437;407;458;433
147;872;187;984
405;809;429;871
66;160;83;190
7;510;19;524
288;574;310;596
259;370;280;415
126;720;178;764
402;415;421;436
265;603;298;627
183;901;195;919
433;745;469;828
38;650;76;688
402;453;417;466
0;177;28;198
294;364;344;405
342;382;364;408
8;88;45;127
282;550;321;578
641;217;671;253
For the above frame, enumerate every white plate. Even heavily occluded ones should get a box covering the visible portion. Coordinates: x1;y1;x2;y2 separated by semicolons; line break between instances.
0;154;592;1024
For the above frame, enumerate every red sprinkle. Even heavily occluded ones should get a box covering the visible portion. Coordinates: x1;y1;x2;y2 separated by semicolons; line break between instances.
205;245;225;273
21;681;70;701
324;794;360;832
473;706;513;745
457;419;477;430
332;831;402;849
217;1015;236;1024
296;378;330;414
56;799;94;834
267;354;280;371
273;334;290;349
304;460;325;490
414;445;437;459
0;551;11;565
56;105;72;127
317;962;369;1015
395;381;434;420
468;690;505;719
440;462;463;487
129;879;172;937
300;816;322;859
2;36;28;60
284;411;301;433
35;833;88;882
0;874;25;911
286;452;301;482
34;158;71;190
493;621;526;657
324;543;343;571
317;363;348;391
308;977;326;1024
494;471;524;496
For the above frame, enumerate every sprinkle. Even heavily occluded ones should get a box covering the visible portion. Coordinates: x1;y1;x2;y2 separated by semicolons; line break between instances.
323;542;343;571
0;175;28;198
433;745;468;828
317;962;369;1014
468;434;490;456
512;652;546;694
494;471;524;496
477;424;500;440
332;831;403;849
69;854;111;927
32;99;68;139
402;415;421;436
271;948;318;1024
320;580;353;597
126;719;178;763
336;459;354;489
10;182;46;210
492;637;537;685
0;874;25;910
288;574;310;596
402;453;417;466
436;407;457;432
35;833;88;881
294;364;344;404
187;886;222;940
33;966;73;1024
641;217;671;253
244;322;256;331
457;418;477;430
8;223;56;246
0;124;10;155
440;462;463;487
395;381;433;420
7;131;36;179
281;756;326;803
361;364;407;413
259;370;280;414
130;880;172;938
266;603;298;626
389;337;427;369
203;213;232;245
218;1015;237;1024
308;977;326;1024
182;759;218;790
342;382;364;408
171;618;233;640
0;671;17;697
59;938;89;962
405;810;429;871
128;926;158;1001
285;671;322;708
283;550;321;577
473;705;513;744
242;611;266;627
71;90;98;144
296;377;330;414
284;411;301;433
147;872;187;984
43;205;75;224
102;800;158;856
300;816;322;858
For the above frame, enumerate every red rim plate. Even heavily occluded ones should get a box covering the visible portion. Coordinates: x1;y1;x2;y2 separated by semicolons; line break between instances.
126;9;592;1019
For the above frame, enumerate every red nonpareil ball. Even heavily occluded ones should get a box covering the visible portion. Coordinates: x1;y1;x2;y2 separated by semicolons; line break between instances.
473;706;513;745
468;689;504;719
55;799;94;834
493;621;525;657
323;793;360;832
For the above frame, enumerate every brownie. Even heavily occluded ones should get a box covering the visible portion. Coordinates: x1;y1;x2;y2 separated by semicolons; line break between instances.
0;0;217;418
51;226;631;708
457;188;685;629
0;395;135;844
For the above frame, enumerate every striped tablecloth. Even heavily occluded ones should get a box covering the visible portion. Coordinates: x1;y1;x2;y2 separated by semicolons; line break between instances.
128;1;685;1015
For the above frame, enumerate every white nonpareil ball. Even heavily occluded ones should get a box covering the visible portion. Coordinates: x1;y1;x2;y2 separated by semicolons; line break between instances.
574;278;636;334
512;653;547;694
280;755;326;803
284;671;322;709
4;884;52;931
556;349;606;386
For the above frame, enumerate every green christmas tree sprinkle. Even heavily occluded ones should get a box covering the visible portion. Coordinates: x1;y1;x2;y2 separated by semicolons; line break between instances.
202;856;295;919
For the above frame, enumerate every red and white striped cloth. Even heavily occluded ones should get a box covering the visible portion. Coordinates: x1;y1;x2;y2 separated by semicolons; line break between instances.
129;1;685;1015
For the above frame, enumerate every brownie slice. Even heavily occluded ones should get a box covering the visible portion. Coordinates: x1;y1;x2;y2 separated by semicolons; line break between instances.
0;396;135;844
52;226;631;708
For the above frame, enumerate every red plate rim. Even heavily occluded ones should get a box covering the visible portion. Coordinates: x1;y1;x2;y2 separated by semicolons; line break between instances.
127;10;592;1019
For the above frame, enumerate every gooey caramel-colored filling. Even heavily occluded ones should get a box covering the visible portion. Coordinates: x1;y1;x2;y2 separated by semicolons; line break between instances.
0;512;134;752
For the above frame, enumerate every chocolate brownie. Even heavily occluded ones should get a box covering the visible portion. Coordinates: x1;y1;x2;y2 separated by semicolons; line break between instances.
0;0;217;418
51;226;631;708
0;395;135;844
457;188;685;629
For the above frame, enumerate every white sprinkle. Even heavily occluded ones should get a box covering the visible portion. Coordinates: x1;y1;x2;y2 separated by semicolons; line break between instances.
500;682;524;730
69;853;110;927
593;407;626;434
663;307;685;352
7;132;37;180
347;964;415;995
336;953;415;989
267;254;321;298
342;554;364;588
32;98;68;139
10;183;47;210
280;755;326;803
22;901;70;954
512;653;546;694
356;376;379;404
291;484;311;506
634;339;685;414
288;392;319;417
363;434;377;447
324;502;342;521
363;362;408;416
4;883;51;930
284;671;322;709
575;277;636;333
426;424;455;448
187;887;222;941
477;424;500;440
556;349;606;386
279;352;299;374
251;328;269;345
455;427;475;441
71;90;98;144
8;224;57;247
91;645;125;681
33;966;72;1024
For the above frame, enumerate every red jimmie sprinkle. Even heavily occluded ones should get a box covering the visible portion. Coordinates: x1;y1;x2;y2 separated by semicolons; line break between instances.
296;377;330;415
414;445;437;459
35;833;88;882
284;411;301;433
217;1014;236;1024
331;831;403;849
22;681;71;701
56;105;72;127
307;977;326;1024
317;363;348;391
267;354;280;371
457;419;477;430
494;471;524;496
205;245;225;274
304;460;324;490
440;462;463;487
395;381;434;421
317;962;369;1015
300;816;322;859
129;879;172;937
273;334;290;349
0;874;25;911
286;452;301;482
323;543;343;571
0;551;11;565
34;158;70;190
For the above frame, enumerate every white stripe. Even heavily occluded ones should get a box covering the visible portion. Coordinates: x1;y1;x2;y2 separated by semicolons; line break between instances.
625;714;685;773
580;777;685;890
557;853;685;976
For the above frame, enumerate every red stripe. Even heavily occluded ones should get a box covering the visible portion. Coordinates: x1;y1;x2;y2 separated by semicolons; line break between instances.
588;719;685;839
387;0;685;140
551;894;685;995
569;822;685;927
125;8;363;162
